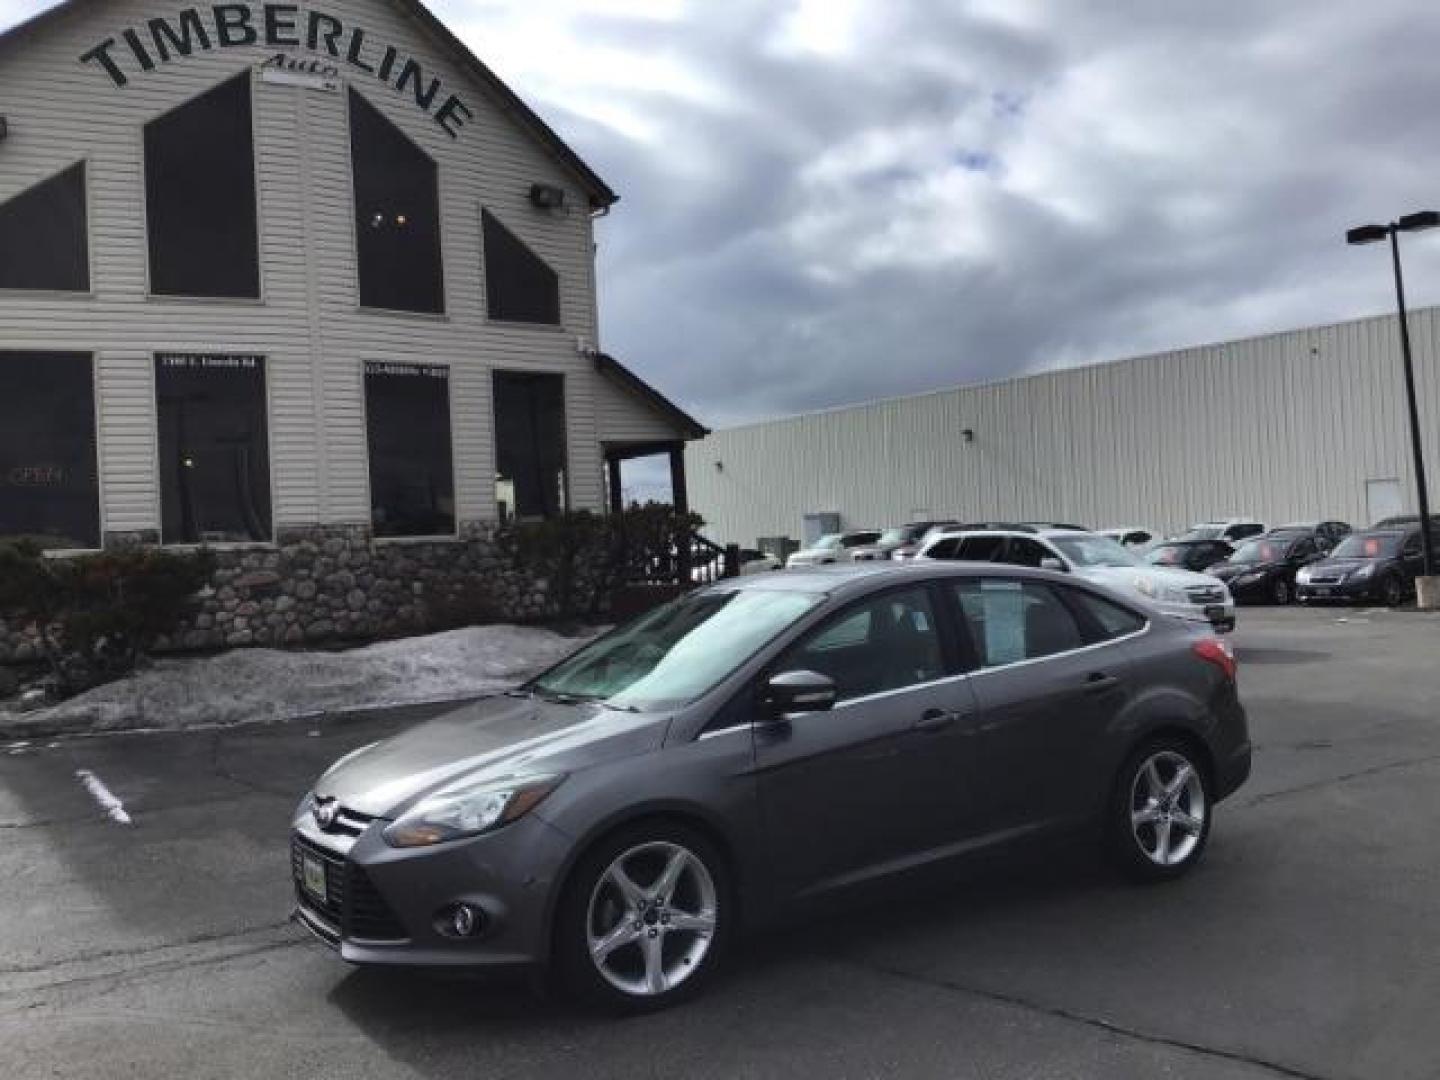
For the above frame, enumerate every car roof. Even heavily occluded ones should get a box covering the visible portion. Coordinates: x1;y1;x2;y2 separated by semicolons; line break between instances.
706;560;1078;600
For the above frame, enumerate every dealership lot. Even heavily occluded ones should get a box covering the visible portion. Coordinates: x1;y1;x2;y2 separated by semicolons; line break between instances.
2;609;1439;1079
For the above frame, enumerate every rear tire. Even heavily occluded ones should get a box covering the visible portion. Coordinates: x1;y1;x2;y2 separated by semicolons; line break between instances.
555;822;731;1013
1107;739;1213;883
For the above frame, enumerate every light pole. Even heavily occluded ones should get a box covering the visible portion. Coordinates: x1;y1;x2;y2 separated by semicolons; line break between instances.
1347;211;1439;607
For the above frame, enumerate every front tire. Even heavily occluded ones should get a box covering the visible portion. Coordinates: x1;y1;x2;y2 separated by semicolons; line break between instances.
1107;740;1212;882
1271;578;1292;605
556;822;730;1013
1382;575;1405;607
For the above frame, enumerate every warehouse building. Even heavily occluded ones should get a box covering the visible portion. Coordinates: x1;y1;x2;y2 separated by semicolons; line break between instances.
687;308;1440;548
0;0;706;652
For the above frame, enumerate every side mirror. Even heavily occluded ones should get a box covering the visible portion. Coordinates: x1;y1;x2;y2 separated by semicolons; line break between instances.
765;670;837;716
1040;557;1067;573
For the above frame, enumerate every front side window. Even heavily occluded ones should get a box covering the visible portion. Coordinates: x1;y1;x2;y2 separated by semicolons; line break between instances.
350;89;444;314
776;587;944;701
482;208;560;324
364;362;455;538
1006;537;1052;567
0;163;89;291
145;72;259;298
155;354;271;544
530;588;824;711
842;532;881;548
0;352;99;550
494;371;567;520
954;579;1085;668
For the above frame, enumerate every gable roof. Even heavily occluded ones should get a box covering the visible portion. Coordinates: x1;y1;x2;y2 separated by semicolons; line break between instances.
595;354;710;441
0;0;618;208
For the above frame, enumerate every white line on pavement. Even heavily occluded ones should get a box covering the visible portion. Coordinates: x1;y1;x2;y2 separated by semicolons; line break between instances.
75;769;133;825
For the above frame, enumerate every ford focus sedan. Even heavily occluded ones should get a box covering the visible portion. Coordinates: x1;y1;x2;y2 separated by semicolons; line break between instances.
291;564;1250;1011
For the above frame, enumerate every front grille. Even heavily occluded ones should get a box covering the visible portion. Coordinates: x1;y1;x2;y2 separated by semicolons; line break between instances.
292;833;408;943
1186;585;1225;605
1308;575;1344;585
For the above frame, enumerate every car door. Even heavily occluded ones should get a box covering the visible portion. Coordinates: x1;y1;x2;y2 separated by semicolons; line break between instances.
1400;533;1425;583
753;583;979;902
946;576;1139;839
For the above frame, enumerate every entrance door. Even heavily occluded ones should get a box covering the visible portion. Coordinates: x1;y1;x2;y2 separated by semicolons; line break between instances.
1366;478;1403;527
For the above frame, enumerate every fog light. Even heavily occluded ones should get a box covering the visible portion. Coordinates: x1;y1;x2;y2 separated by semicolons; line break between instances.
441;903;483;938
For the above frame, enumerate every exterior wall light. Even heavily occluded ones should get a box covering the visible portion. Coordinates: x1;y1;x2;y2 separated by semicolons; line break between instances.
961;428;975;443
529;183;566;210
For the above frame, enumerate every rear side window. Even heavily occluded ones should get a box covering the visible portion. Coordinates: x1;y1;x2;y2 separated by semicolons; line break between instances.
1068;590;1147;641
955;535;1007;561
952;579;1085;669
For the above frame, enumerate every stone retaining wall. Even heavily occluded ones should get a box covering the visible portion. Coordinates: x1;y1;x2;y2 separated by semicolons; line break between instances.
0;522;606;663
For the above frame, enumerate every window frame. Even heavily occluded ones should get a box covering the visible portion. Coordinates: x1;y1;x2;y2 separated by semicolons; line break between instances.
151;352;276;548
0;350;104;553
479;205;564;329
944;575;1149;675
0;159;95;297
344;87;447;319
764;580;966;710
141;70;264;304
360;358;460;543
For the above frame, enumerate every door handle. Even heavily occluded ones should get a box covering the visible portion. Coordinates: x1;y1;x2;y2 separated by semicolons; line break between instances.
915;708;959;734
1083;672;1120;695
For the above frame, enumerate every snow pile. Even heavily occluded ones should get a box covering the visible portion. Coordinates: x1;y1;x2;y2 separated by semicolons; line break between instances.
0;625;600;737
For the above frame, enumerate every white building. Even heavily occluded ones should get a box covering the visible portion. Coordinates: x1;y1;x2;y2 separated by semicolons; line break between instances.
0;0;705;555
687;308;1440;547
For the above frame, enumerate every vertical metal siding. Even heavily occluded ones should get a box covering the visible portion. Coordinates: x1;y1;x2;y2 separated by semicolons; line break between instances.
687;308;1440;547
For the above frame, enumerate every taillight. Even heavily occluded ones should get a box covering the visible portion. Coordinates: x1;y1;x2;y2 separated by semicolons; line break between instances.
1192;637;1237;682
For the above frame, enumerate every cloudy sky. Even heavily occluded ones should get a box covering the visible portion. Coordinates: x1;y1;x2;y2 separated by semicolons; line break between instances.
5;0;1440;443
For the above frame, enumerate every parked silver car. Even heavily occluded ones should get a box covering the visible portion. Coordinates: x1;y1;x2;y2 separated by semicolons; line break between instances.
785;529;882;567
292;564;1250;1011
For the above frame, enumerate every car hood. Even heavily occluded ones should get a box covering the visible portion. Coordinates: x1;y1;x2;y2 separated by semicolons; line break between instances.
312;694;667;818
1209;561;1280;579
1077;565;1221;594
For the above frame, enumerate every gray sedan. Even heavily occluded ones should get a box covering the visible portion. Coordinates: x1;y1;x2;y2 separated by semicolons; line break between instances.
291;564;1251;1011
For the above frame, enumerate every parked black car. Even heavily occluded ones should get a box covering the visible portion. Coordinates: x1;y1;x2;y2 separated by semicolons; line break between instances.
1296;528;1425;606
1205;534;1327;605
1146;540;1235;573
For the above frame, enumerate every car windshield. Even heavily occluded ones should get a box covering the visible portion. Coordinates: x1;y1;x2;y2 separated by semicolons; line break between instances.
1179;525;1224;542
1048;534;1141;568
1331;533;1402;559
812;534;842;550
1147;544;1195;566
528;589;824;711
879;528;909;545
1231;539;1289;564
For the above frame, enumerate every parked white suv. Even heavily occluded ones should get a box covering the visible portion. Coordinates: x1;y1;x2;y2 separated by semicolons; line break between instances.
917;527;1236;632
786;530;883;568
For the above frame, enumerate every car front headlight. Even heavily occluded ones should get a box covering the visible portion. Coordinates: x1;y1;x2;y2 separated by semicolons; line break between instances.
1296;567;1312;583
1235;571;1265;585
1350;563;1376;580
383;774;566;848
1133;577;1187;604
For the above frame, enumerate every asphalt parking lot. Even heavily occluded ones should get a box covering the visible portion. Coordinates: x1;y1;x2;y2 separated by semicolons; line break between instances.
2;607;1439;1080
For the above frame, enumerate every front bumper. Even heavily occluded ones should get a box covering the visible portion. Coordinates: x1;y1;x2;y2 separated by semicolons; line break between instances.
289;807;572;970
1216;574;1276;604
1296;577;1380;603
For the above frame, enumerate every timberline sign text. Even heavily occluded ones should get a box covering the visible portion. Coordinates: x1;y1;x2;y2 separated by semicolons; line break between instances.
80;4;475;139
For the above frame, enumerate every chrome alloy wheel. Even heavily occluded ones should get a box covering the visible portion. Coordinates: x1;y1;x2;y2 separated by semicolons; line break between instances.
586;841;718;998
1129;750;1207;867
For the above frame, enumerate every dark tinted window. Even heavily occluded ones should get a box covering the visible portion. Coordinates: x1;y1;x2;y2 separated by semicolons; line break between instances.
1070;589;1146;641
365;362;455;537
350;89;444;313
0;352;99;549
494;372;568;519
924;537;960;559
777;587;943;701
955;535;1007;561
155;354;271;544
0;163;89;291
482;208;560;324
1007;537;1051;567
953;579;1085;668
145;73;259;298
